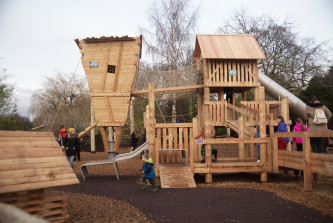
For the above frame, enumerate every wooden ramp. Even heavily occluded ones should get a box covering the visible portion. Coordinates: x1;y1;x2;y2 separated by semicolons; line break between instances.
159;165;196;188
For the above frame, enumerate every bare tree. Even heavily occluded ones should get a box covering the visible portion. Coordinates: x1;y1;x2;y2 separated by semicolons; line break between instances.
0;69;17;116
217;8;331;93
29;72;91;135
140;0;200;122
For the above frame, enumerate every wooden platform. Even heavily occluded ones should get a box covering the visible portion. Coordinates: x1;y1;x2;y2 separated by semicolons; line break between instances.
159;165;196;188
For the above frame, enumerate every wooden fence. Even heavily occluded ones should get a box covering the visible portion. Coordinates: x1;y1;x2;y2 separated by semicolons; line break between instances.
273;131;333;191
154;123;193;175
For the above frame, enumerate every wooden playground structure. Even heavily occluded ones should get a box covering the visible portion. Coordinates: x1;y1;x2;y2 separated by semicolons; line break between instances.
76;34;333;191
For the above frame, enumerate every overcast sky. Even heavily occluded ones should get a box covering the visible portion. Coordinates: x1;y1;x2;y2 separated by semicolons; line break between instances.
0;0;332;119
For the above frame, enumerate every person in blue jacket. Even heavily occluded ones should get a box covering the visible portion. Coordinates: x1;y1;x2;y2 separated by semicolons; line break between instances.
141;154;158;192
276;115;289;144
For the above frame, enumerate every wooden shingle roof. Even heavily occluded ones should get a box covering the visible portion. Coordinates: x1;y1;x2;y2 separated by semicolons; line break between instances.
0;131;79;194
194;34;266;61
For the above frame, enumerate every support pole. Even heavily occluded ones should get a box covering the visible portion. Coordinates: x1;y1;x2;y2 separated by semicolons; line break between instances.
303;132;312;191
148;83;155;160
90;105;96;153
259;87;268;182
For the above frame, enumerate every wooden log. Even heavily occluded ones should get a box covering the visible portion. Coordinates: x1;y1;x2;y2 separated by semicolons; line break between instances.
99;127;109;151
78;122;97;138
114;127;123;151
303;132;312;191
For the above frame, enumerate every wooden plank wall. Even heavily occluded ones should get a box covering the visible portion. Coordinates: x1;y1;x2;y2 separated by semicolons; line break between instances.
0;131;79;194
79;37;141;126
207;59;258;87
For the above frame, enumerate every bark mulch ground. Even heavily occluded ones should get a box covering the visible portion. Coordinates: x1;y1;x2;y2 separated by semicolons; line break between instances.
50;150;333;223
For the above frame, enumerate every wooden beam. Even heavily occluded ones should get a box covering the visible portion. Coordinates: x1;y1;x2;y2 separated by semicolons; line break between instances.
104;96;115;123
99;127;109;151
78;122;97;138
132;84;205;96
114;127;123;151
112;42;124;92
90;92;131;97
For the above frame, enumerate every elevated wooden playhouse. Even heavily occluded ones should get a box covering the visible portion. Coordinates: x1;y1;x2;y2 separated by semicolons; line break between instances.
75;35;142;150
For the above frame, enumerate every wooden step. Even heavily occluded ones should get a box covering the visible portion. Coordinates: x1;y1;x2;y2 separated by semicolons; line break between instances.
159;165;196;188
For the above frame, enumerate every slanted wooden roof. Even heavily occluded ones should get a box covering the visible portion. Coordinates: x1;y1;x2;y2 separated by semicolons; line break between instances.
0;131;79;194
194;34;266;61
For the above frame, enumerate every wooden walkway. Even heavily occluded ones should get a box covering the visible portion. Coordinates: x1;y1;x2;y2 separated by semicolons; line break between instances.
159;164;196;188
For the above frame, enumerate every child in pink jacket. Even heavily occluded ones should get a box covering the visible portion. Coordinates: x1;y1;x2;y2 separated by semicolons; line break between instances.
292;118;309;152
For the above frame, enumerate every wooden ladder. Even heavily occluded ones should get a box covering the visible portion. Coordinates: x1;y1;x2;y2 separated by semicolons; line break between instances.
159;165;196;188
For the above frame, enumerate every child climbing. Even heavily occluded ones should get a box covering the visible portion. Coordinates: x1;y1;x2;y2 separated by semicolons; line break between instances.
141;153;158;192
195;127;218;163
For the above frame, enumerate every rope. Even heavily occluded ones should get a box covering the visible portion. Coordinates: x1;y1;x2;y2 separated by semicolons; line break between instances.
49;57;82;131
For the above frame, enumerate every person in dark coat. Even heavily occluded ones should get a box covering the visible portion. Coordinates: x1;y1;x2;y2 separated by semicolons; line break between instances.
65;128;80;168
131;131;138;151
305;95;332;153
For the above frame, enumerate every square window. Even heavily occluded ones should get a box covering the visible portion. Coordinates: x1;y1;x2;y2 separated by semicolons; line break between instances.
108;65;116;73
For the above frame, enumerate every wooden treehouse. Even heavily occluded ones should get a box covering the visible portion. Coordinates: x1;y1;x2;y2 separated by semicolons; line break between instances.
133;34;294;187
75;35;142;150
0;131;79;222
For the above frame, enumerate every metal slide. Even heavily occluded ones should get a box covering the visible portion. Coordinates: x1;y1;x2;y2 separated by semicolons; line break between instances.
258;71;306;119
80;141;149;181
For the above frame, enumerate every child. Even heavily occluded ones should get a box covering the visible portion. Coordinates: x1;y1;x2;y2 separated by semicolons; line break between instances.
254;126;260;162
141;154;158;192
292;118;308;152
195;127;218;163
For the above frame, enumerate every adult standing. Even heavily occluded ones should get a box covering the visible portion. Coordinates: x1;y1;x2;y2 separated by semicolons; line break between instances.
131;131;138;151
305;95;332;153
65;128;80;168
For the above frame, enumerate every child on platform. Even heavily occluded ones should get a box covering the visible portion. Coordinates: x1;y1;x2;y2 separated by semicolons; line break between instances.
141;154;158;192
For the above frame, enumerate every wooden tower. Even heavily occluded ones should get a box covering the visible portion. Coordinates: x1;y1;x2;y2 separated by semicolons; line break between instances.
75;36;142;150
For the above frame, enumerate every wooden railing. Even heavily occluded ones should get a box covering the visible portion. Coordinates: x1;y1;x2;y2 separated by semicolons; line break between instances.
154;123;193;174
207;59;259;87
273;131;333;191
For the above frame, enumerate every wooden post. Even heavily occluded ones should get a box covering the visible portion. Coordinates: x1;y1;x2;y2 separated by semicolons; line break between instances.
100;127;109;151
148;83;155;161
259;87;267;181
155;128;161;175
192;117;198;172
239;116;244;160
204;86;212;183
281;97;291;151
91;105;96;153
130;98;134;134
273;134;279;172
249;114;255;158
303;132;312;191
114;127;123;151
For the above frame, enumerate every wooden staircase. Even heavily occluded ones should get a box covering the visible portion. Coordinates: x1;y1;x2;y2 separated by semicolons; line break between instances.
159;165;196;188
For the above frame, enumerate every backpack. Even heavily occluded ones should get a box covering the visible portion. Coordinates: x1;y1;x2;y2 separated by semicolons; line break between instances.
313;109;327;125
